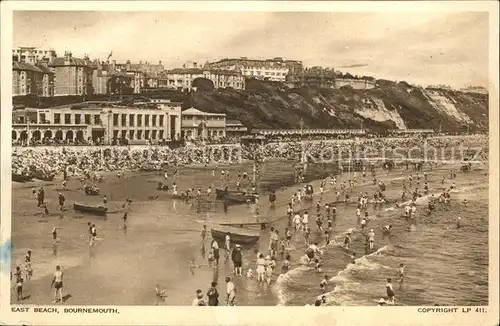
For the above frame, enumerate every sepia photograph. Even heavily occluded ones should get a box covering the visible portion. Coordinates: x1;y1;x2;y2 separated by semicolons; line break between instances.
1;1;499;325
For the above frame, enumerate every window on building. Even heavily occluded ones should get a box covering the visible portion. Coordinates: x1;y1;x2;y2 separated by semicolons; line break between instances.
64;114;71;124
94;115;101;125
129;114;135;127
129;130;135;139
79;87;82;94
137;130;143;140
137;115;142;127
152;130;157;140
159;115;164;127
121;130;127;139
113;114;119;127
152;115;157;127
121;114;127;127
74;114;81;124
85;114;91;125
54;113;61;124
145;115;150;127
145;130;150;139
113;130;119;139
159;130;164;139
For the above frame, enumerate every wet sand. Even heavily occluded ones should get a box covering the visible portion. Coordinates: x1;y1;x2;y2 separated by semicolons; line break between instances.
10;158;487;306
10;160;330;305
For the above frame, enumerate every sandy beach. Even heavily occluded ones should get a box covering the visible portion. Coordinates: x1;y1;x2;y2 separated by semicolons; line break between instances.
10;154;488;306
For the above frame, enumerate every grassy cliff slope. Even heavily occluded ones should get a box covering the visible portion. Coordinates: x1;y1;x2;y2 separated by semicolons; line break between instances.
182;79;488;132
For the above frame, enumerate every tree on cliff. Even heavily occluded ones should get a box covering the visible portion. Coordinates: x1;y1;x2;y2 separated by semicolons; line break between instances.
192;77;215;92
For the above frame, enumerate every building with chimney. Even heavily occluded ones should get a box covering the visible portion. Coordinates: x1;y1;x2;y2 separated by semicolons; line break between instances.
206;57;303;82
300;67;337;89
163;62;245;91
92;60;134;95
12;46;57;65
48;51;94;96
12;55;54;97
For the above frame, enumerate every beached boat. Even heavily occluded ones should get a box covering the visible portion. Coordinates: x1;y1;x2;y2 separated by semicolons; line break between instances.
211;225;260;245
215;188;246;199
216;188;257;203
32;171;55;181
224;192;257;204
12;174;33;183
73;203;108;216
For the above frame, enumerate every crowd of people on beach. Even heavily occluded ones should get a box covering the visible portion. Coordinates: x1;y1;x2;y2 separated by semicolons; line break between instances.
11;133;487;305
189;154;474;307
11;134;487;182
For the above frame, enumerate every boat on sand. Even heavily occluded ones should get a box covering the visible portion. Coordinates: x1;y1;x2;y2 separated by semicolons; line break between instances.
73;203;108;216
211;225;260;245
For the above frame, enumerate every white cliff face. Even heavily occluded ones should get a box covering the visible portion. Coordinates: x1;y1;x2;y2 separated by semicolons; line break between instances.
354;98;407;129
424;90;473;124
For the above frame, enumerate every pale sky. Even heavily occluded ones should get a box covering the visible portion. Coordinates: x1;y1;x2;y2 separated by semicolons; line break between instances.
13;11;489;88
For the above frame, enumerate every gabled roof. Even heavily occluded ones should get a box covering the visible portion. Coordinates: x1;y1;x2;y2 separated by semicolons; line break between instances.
49;57;89;67
12;62;48;73
37;65;54;74
182;107;225;116
13;61;41;72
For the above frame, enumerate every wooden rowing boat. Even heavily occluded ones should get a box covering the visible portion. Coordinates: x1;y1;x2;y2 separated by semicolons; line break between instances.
215;188;244;199
211;225;260;245
224;192;257;204
12;174;33;183
73;203;108;216
32;171;55;181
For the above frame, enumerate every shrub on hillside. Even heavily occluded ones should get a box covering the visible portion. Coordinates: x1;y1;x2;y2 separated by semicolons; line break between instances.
192;78;215;92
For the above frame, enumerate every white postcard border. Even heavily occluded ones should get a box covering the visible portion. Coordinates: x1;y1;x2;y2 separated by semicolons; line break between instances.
1;1;498;326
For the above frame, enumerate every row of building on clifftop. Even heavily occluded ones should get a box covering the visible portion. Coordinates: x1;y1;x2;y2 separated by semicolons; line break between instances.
12;47;377;98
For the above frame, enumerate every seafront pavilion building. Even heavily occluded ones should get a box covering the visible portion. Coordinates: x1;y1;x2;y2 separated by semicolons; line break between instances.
12;101;182;145
225;120;248;138
180;108;226;140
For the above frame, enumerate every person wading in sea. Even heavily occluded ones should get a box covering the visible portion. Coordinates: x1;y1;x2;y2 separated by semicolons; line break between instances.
231;244;243;276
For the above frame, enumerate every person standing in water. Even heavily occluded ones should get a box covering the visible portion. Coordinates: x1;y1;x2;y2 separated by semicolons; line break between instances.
368;229;375;250
211;239;220;267
256;254;266;284
225;276;236;306
224;235;231;262
52;227;59;256
51;265;64;303
231;244;243;277
385;278;395;304
343;232;352;250
398;263;406;282
58;193;65;211
206;281;219;306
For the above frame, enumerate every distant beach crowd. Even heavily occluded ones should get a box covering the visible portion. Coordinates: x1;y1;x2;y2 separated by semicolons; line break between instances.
12;134;487;182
